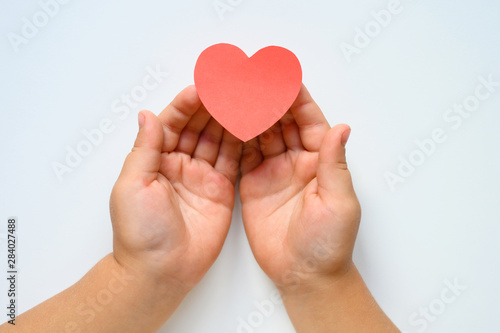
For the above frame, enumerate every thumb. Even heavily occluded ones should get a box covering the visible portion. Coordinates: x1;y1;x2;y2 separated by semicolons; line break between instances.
119;110;164;184
317;124;355;199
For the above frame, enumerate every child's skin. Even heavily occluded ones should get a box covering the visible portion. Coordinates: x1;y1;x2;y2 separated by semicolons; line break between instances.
1;85;400;332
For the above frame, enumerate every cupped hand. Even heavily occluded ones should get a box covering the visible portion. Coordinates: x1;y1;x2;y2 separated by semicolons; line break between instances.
110;86;242;292
240;85;361;292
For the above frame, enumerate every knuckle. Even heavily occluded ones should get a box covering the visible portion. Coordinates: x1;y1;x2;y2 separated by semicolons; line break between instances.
335;160;348;170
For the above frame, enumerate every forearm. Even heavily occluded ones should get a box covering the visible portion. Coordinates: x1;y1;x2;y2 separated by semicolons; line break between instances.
1;254;188;333
280;263;400;333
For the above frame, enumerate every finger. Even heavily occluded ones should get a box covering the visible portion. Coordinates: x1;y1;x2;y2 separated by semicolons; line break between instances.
240;137;263;176
193;117;224;166
158;85;202;152
317;124;356;199
289;84;330;152
175;105;211;155
280;111;304;151
214;130;242;184
119;111;163;184
259;122;286;159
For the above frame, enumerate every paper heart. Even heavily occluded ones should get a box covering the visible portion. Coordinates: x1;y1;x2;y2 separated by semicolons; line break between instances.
194;43;302;142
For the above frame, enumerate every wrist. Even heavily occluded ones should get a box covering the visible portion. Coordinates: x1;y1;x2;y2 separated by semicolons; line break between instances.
277;261;358;302
277;262;400;333
107;253;190;309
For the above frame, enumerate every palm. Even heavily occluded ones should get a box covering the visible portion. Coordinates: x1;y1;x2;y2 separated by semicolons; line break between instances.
240;151;302;268
157;152;235;265
241;150;333;282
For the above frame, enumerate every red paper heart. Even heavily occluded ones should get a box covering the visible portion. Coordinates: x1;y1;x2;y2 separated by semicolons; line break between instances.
194;44;302;142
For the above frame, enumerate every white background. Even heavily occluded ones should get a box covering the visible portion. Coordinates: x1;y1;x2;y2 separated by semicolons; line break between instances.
1;1;499;332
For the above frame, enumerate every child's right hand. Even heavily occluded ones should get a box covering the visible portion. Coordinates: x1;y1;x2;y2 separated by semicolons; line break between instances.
240;85;360;291
110;86;241;294
239;85;399;332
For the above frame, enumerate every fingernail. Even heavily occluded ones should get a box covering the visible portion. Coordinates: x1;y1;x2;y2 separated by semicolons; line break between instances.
341;128;351;146
138;111;145;128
